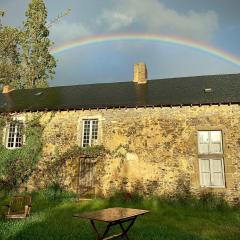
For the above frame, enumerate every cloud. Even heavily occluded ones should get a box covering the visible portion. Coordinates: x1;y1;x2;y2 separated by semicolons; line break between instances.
97;0;219;42
49;20;91;43
97;11;134;31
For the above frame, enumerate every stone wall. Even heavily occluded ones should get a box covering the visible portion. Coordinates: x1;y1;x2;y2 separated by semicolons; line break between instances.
13;104;240;203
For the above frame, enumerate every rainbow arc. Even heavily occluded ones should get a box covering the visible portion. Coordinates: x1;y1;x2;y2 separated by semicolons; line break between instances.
51;33;240;67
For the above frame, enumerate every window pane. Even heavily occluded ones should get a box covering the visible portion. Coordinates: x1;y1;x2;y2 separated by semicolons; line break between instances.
83;120;90;146
200;159;211;187
211;173;224;186
82;119;99;147
211;159;223;173
199;158;225;187
200;159;210;172
210;143;222;153
211;159;224;187
201;173;211;186
198;131;209;154
209;131;222;153
198;143;209;154
91;120;98;145
198;131;209;143
198;130;223;154
7;123;16;148
210;131;222;142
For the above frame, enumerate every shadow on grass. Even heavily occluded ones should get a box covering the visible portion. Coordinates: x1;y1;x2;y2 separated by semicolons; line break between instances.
2;195;239;240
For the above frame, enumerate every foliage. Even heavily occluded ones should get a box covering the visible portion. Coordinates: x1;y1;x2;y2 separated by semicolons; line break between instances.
20;0;56;88
0;115;43;190
198;190;229;209
47;145;107;190
33;186;76;202
0;26;21;87
0;193;240;240
62;145;107;159
0;0;56;89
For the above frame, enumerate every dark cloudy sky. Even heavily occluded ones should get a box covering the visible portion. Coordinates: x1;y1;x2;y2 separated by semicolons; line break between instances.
1;0;240;87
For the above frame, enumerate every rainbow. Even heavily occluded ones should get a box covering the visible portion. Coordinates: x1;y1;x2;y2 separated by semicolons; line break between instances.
51;33;240;67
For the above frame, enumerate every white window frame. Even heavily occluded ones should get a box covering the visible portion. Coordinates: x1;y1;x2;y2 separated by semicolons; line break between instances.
81;118;99;147
198;131;223;154
197;130;225;188
199;158;225;188
5;119;24;149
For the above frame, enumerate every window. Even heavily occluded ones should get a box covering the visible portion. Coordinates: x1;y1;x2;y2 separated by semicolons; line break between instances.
198;131;223;154
6;121;24;149
199;158;225;187
82;119;99;147
198;131;225;187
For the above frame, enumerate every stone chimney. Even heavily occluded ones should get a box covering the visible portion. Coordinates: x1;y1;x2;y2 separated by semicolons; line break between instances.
2;85;14;94
133;62;148;84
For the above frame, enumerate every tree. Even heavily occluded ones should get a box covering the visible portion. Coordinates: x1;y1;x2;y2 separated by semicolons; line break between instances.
21;0;56;88
0;27;21;87
0;12;21;88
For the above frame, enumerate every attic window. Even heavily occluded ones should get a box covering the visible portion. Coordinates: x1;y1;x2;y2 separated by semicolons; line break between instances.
204;88;213;93
34;92;43;96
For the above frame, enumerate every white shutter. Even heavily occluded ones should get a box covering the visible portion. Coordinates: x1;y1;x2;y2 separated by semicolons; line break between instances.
210;143;222;153
211;159;224;186
209;131;222;153
198;131;209;154
200;159;211;186
198;131;225;188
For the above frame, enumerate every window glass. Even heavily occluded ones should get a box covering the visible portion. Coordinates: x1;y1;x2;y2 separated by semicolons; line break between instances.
199;158;225;187
211;159;224;186
210;131;222;142
6;121;23;149
210;142;222;153
198;131;223;154
82;119;99;147
198;131;209;143
200;159;210;172
198;130;225;188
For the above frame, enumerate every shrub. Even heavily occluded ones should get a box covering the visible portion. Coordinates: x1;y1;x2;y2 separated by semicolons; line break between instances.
0;115;43;191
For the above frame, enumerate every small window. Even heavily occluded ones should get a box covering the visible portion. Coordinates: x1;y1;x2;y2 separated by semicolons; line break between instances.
6;121;24;149
199;158;225;187
198;131;223;154
82;119;99;147
198;130;225;188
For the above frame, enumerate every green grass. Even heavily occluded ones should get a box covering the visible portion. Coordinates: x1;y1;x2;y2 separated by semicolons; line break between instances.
0;190;240;240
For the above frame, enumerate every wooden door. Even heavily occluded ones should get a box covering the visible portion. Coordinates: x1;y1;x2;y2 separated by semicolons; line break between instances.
78;158;96;197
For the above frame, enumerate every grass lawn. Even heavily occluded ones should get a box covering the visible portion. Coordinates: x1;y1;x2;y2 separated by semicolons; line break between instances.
0;190;240;240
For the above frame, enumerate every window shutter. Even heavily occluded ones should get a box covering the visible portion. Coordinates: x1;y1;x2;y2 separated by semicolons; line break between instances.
211;159;224;186
210;143;222;153
200;159;211;186
198;131;209;154
209;131;222;153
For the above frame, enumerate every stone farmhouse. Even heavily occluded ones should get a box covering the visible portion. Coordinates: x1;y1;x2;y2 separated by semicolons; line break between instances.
0;63;240;203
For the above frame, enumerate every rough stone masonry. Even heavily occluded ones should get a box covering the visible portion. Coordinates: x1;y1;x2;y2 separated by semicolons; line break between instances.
19;103;239;203
1;63;240;204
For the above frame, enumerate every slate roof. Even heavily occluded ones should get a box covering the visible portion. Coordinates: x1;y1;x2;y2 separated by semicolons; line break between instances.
0;73;240;113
